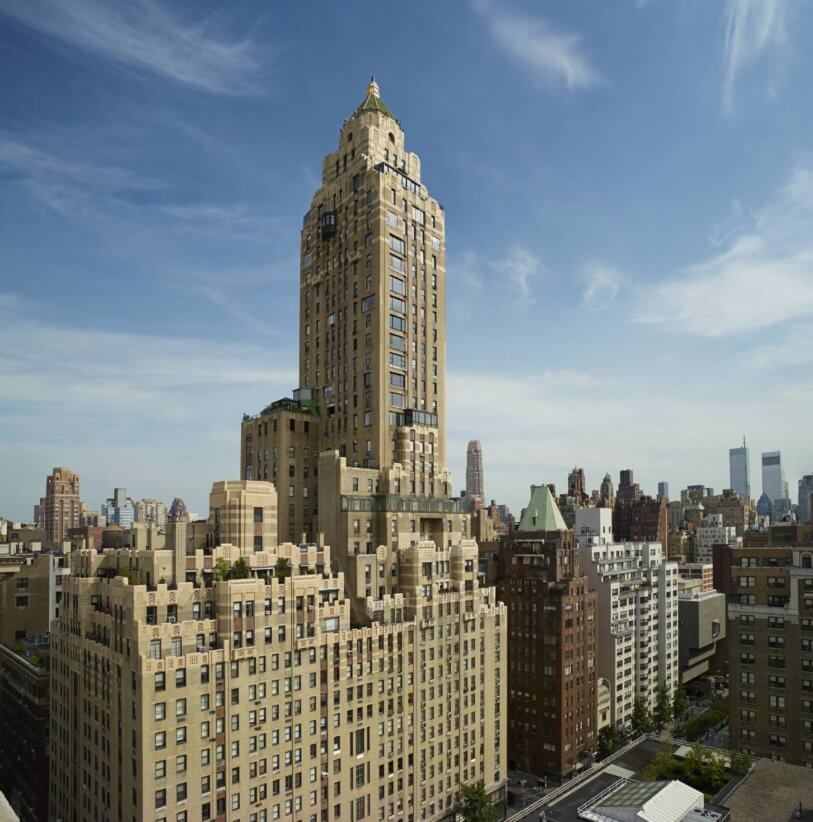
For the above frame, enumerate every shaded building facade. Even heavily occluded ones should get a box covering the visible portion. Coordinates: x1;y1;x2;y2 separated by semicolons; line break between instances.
612;495;667;546
0;643;49;822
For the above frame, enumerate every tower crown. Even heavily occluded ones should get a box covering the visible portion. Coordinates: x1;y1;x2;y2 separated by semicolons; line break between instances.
354;75;398;121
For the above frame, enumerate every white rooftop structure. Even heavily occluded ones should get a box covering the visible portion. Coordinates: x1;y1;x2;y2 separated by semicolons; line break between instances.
579;779;706;822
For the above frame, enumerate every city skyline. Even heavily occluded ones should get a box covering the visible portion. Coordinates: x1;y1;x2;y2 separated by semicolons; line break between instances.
2;1;813;521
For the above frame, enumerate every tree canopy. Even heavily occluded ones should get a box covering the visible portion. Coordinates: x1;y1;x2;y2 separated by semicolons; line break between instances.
456;781;496;822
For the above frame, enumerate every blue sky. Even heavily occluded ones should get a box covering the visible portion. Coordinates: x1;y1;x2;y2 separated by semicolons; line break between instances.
1;0;812;522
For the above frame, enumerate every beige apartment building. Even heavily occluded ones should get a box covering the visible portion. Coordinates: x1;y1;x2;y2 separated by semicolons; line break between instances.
0;548;70;646
49;482;505;822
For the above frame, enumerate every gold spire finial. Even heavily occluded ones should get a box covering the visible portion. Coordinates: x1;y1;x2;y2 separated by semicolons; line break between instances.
367;76;380;98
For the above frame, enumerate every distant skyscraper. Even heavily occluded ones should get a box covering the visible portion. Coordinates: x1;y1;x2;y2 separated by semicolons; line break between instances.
799;475;813;524
43;467;80;545
101;487;135;528
133;498;168;528
756;491;773;521
466;440;484;501
729;437;751;499
167;497;190;523
568;467;587;502
762;451;788;503
600;473;615;506
617;468;641;502
657;481;669;501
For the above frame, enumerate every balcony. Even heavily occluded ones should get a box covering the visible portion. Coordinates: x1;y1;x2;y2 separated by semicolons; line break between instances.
319;211;337;239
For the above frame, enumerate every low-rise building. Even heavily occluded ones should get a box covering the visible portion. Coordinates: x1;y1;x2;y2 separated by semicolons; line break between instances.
680;563;714;592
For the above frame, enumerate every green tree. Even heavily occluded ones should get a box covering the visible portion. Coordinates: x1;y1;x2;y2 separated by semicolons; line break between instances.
631;699;654;736
456;781;496;822
116;565;140;585
672;685;688;722
653;684;673;732
642;746;675;782
231;557;250;579
597;725;621;760
275;557;292;583
728;749;751;777
700;751;728;791
213;558;230;582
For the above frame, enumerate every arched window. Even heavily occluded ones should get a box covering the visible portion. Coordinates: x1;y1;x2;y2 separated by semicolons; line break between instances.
388;132;395;143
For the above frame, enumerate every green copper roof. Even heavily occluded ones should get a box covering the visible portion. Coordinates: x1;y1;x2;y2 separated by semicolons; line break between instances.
517;485;567;532
354;77;398;121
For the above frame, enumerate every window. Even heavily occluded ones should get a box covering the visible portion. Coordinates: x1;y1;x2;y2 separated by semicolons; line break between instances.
254;507;263;523
155;702;166;721
390;276;406;296
389;315;406;332
390;296;406;313
389;235;405;254
155;731;167;750
155;760;166;779
389;333;405;351
155;672;166;692
390;373;406;389
389;255;405;274
156;789;167;809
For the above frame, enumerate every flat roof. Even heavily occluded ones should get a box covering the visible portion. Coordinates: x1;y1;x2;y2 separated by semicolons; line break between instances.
723;759;813;821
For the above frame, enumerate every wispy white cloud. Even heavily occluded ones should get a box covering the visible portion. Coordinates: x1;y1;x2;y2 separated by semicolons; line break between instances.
0;131;282;246
637;162;813;336
476;4;600;90
0;0;264;95
0;301;295;418
582;263;622;311
496;247;540;300
721;0;786;114
453;247;541;302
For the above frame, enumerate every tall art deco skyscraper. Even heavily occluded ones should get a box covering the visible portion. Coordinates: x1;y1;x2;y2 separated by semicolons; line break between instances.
300;76;445;470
